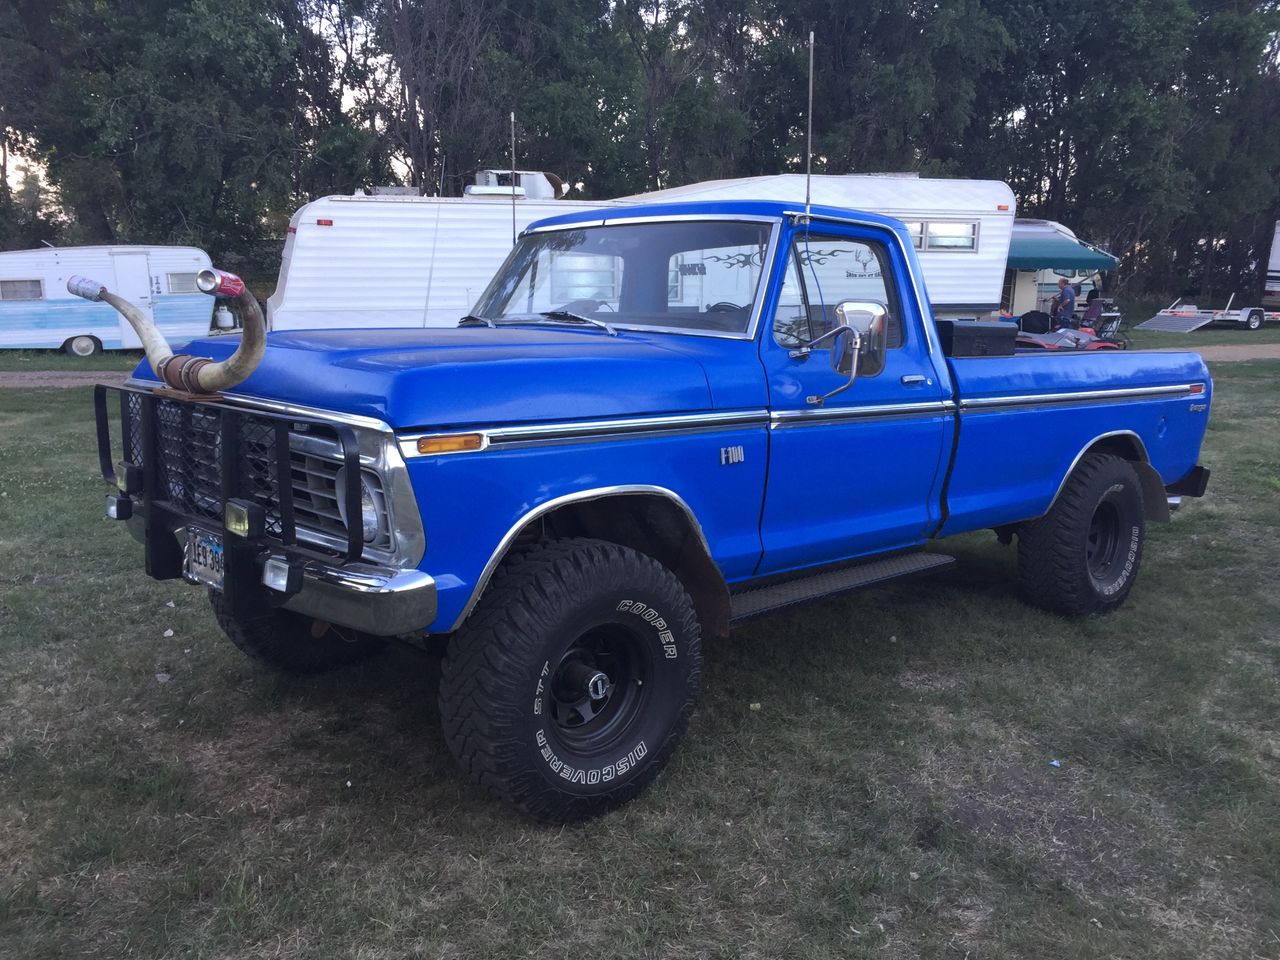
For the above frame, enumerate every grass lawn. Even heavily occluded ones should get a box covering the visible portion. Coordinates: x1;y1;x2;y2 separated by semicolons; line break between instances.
1;365;1278;959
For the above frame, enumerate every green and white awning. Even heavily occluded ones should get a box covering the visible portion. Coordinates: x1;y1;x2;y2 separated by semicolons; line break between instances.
1007;220;1118;272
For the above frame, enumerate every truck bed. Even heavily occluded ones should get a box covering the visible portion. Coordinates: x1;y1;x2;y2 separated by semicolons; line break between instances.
940;350;1211;534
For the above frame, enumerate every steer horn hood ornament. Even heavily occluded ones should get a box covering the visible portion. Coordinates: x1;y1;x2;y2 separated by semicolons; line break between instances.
68;268;266;394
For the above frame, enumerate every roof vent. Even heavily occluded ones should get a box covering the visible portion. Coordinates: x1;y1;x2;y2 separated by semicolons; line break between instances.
466;170;568;200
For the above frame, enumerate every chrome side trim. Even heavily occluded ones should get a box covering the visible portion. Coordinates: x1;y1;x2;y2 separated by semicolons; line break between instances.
770;400;955;428
960;383;1198;411
446;484;714;632
1042;430;1151;516
399;409;770;458
123;377;426;569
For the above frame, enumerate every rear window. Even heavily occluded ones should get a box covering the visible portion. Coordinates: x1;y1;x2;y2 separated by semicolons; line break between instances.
1;279;44;301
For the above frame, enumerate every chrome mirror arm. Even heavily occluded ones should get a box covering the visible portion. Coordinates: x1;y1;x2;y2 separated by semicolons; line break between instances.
788;323;855;360
806;326;862;406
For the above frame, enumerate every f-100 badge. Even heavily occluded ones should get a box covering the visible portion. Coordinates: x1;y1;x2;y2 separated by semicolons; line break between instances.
720;445;745;465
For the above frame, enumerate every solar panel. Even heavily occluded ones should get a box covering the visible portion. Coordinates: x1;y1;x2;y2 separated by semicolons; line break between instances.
1134;312;1219;333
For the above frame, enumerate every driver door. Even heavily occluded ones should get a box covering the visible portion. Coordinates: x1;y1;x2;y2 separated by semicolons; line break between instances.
757;225;951;575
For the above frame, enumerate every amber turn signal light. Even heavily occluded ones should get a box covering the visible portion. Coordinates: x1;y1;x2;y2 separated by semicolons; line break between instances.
416;433;485;455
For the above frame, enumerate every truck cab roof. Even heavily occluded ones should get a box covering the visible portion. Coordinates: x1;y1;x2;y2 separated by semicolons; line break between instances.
524;198;913;239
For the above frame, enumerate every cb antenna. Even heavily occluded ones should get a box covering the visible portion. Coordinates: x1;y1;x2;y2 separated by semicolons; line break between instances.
510;111;517;246
804;30;815;222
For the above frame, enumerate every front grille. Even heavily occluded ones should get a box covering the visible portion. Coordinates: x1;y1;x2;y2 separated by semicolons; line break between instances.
121;392;391;560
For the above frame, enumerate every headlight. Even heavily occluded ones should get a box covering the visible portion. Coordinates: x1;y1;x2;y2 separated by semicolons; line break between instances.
335;467;387;544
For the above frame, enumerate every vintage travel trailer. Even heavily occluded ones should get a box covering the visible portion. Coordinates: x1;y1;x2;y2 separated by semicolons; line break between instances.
0;245;215;354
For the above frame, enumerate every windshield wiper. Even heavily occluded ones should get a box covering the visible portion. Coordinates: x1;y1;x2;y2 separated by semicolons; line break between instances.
537;310;618;337
457;314;495;328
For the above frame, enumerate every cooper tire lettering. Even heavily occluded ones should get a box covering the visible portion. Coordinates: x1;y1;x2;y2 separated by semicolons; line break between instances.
439;538;702;822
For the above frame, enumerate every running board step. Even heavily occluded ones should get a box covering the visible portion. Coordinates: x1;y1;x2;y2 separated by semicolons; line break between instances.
729;552;956;623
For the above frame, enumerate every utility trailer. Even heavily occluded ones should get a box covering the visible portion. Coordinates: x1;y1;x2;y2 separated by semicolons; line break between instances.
1137;295;1278;333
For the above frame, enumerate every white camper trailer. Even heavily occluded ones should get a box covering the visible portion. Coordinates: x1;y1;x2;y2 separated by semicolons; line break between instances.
625;174;1018;319
0;245;214;354
1264;220;1280;310
268;171;1019;332
267;173;617;330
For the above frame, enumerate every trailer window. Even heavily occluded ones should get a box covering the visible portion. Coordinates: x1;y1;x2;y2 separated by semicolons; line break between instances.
166;272;199;294
1;279;44;301
925;222;978;251
903;222;924;249
549;253;621;304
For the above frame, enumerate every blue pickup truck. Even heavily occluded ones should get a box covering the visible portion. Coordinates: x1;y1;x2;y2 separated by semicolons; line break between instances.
90;199;1211;821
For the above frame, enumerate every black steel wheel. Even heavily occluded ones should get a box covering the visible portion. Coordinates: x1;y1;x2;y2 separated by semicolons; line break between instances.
1016;453;1146;616
439;538;701;822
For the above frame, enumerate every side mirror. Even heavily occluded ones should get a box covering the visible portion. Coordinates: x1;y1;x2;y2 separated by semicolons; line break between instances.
835;301;888;378
830;326;856;376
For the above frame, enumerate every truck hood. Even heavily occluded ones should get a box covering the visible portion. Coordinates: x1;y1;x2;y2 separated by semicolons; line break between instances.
130;327;715;429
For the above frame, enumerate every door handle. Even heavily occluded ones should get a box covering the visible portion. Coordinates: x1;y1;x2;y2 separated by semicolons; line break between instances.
900;374;931;386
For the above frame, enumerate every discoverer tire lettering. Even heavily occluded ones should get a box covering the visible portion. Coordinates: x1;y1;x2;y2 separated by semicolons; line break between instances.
438;538;702;822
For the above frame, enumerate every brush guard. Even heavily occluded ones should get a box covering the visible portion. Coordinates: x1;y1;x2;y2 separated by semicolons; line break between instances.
94;384;366;618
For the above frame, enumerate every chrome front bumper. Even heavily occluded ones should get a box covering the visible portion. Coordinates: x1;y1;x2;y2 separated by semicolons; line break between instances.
281;561;437;636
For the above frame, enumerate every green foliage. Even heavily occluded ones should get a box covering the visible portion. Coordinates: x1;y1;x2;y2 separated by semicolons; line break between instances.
1;0;1277;298
0;0;394;259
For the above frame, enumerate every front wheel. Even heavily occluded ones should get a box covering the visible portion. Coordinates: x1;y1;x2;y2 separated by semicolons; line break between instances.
1016;453;1146;616
438;539;702;822
209;590;387;673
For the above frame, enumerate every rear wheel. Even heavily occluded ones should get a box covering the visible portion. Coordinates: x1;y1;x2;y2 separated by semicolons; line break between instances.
208;590;387;673
1246;310;1264;331
63;335;101;357
1016;453;1145;616
438;538;701;822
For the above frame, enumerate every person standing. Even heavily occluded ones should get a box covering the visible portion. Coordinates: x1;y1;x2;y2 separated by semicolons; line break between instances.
1052;278;1078;328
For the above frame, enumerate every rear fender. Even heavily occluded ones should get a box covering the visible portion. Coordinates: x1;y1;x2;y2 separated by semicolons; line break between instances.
1046;431;1169;523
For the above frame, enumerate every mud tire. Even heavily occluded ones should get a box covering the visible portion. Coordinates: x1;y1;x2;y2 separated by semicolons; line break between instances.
438;538;701;822
1017;453;1146;616
209;589;387;674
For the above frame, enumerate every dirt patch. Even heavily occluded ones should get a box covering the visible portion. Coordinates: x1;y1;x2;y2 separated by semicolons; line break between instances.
1147;343;1280;362
0;371;130;388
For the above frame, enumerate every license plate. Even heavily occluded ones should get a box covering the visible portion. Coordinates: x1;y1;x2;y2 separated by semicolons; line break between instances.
184;528;225;590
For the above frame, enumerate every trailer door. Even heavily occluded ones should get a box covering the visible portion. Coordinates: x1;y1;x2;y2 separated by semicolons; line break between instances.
111;252;155;348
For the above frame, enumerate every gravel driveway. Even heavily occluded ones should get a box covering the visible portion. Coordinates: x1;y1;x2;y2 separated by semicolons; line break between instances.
0;371;131;388
1147;343;1280;362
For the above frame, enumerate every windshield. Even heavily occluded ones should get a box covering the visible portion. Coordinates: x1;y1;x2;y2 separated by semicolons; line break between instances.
472;219;774;335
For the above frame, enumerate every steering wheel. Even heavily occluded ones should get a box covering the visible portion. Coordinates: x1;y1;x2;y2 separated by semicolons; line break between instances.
706;301;744;313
